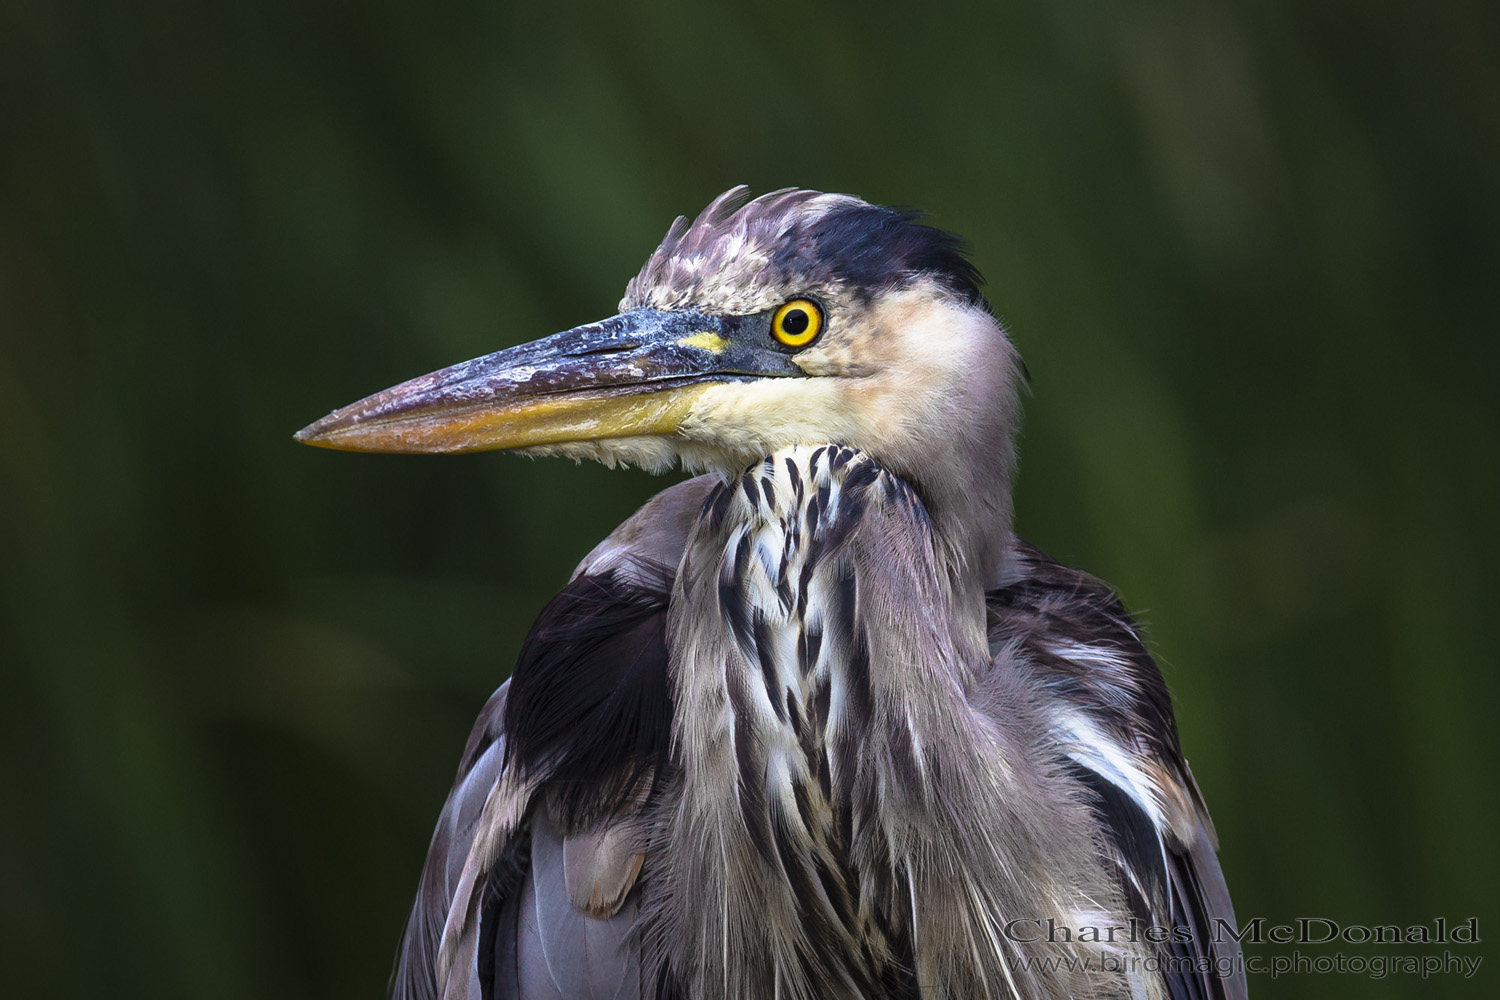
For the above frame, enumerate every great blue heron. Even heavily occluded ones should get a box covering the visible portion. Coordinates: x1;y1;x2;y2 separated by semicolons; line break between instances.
297;188;1246;1000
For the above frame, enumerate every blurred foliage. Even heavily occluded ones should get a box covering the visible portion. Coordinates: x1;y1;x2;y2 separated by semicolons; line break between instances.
1;0;1496;997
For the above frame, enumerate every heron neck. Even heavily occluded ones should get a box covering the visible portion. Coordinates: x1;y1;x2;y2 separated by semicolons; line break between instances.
662;445;993;998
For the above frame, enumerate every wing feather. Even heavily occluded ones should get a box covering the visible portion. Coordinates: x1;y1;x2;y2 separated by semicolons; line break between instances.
526;811;642;1000
396;479;712;999
394;684;513;1000
989;540;1246;1000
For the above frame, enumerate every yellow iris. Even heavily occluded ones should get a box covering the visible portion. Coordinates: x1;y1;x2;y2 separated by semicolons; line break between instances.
771;298;824;348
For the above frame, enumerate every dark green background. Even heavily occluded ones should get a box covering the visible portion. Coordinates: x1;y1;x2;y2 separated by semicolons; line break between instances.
3;1;1496;996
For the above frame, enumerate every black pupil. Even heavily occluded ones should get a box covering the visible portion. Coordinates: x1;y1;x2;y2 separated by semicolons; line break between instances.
782;308;809;336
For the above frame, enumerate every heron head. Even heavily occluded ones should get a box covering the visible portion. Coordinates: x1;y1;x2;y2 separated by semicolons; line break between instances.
297;188;1025;561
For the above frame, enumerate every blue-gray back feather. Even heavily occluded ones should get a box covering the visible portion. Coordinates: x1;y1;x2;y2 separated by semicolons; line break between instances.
516;811;641;1000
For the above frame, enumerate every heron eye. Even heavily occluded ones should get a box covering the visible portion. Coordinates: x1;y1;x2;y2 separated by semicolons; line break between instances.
771;298;824;348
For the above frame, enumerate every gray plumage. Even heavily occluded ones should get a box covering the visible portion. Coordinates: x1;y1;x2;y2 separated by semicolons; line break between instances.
397;461;1243;1000
300;188;1245;1000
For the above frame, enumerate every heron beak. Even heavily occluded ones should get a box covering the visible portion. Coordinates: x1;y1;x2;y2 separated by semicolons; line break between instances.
294;308;800;454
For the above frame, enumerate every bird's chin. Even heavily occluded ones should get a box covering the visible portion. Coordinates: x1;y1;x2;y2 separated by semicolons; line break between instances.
511;436;785;479
507;434;684;473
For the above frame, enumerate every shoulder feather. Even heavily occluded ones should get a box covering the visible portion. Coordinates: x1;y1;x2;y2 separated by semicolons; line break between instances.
988;540;1246;1000
396;481;701;999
